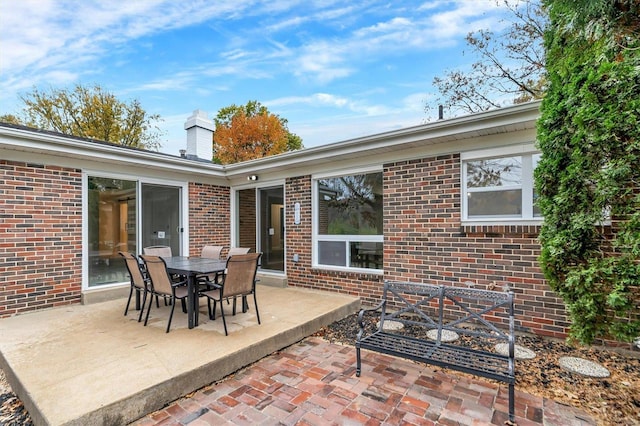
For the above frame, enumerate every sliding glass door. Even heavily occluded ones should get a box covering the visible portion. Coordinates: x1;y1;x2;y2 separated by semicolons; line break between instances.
86;177;183;288
235;186;285;273
87;177;137;287
141;184;182;256
259;187;284;272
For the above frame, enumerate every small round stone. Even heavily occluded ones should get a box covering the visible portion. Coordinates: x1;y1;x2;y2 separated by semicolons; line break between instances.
558;356;610;378
378;320;404;331
494;343;536;359
426;329;459;342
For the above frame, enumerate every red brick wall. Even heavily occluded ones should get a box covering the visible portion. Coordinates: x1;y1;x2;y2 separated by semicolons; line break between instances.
188;182;231;256
0;160;82;317
384;155;569;338
285;175;385;301
284;155;572;340
237;189;257;253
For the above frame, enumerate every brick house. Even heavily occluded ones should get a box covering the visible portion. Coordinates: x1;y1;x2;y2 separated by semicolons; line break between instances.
1;101;582;341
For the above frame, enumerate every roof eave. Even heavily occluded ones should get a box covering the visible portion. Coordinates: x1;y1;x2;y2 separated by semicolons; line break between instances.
223;101;541;177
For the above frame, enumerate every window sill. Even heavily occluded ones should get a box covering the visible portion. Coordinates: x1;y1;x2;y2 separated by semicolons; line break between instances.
312;264;384;277
460;222;542;236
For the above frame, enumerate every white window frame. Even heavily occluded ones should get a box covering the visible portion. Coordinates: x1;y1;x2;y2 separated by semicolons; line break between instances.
461;144;542;225
312;166;383;274
81;170;189;291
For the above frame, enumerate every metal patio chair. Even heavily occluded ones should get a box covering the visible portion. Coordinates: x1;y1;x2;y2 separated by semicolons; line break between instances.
199;253;262;336
226;247;250;257
119;251;152;323
197;245;225;290
143;245;172;257
140;254;189;333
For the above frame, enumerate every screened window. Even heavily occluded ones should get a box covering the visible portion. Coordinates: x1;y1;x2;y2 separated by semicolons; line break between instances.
462;151;540;222
315;172;383;271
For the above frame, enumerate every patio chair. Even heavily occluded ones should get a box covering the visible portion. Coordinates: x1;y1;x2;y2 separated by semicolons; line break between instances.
119;251;151;322
140;254;189;333
199;253;262;336
227;247;251;257
205;246;252;287
197;245;225;290
143;245;172;256
207;247;254;300
144;245;185;285
201;245;224;259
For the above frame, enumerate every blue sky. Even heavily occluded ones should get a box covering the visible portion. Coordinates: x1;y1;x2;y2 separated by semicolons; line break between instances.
0;0;514;155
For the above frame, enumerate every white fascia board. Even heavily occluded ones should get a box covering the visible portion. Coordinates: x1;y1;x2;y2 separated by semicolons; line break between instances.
0;125;227;179
222;101;541;178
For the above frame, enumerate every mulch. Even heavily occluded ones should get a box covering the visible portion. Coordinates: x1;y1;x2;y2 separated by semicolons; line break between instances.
0;390;32;426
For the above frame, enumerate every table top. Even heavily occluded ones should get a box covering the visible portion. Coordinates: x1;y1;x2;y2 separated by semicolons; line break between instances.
163;256;226;275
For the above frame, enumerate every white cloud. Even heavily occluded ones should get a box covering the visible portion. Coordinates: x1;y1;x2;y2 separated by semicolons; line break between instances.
289;107;427;148
267;93;349;108
0;0;517;152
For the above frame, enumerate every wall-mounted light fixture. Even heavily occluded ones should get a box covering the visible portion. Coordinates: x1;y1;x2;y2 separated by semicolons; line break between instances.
247;175;259;181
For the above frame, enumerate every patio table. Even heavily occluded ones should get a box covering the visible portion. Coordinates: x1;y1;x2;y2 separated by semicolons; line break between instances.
163;256;226;329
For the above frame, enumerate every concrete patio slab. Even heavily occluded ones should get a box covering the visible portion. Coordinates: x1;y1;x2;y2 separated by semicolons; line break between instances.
0;285;360;426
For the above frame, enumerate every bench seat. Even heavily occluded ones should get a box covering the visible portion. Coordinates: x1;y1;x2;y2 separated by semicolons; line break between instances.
359;331;513;383
356;280;516;422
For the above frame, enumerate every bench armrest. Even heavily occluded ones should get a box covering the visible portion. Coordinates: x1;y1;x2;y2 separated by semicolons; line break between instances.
356;300;385;342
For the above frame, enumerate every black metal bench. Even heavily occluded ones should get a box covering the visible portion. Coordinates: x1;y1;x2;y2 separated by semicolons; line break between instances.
356;280;516;423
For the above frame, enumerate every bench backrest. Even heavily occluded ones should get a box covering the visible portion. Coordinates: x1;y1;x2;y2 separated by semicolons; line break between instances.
380;280;514;344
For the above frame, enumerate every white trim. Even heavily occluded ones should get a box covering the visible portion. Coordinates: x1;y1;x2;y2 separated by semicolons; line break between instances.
312;264;384;275
230;181;287;276
461;148;542;223
460;142;538;161
81;170;189;291
313;164;382;180
312;170;384;271
461;219;543;226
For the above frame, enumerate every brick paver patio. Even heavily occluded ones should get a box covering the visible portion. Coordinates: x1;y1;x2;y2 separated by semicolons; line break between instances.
130;337;595;425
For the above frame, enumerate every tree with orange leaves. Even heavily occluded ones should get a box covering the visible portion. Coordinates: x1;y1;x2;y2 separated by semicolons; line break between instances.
213;100;303;164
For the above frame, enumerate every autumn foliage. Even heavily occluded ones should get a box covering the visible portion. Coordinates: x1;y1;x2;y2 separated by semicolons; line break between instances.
213;101;301;164
3;83;163;150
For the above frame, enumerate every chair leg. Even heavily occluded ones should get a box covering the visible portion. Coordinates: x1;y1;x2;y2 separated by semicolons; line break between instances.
166;297;176;333
181;298;187;314
138;290;148;323
220;303;228;336
206;298;218;320
144;293;155;326
253;292;261;325
124;286;134;316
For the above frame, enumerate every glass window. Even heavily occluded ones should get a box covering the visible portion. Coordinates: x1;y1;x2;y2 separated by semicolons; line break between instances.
88;177;137;287
315;172;383;271
318;241;347;266
468;189;522;216
532;154;542;217
318;173;383;235
463;153;540;221
466;156;522;188
466;156;522;218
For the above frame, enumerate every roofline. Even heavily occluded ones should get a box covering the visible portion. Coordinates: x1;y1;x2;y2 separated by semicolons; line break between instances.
0;101;541;179
223;100;541;176
0;122;226;178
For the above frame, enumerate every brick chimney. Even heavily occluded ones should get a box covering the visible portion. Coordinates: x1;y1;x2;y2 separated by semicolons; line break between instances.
184;109;214;161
